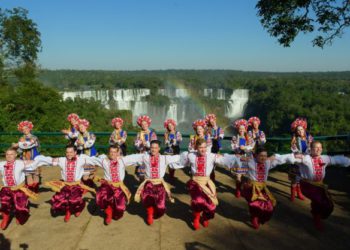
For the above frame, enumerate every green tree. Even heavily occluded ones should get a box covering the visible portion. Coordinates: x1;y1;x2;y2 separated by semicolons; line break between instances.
256;0;350;47
0;7;41;82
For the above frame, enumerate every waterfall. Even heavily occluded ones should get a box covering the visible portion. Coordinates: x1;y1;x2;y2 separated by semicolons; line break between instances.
225;89;249;118
61;88;249;131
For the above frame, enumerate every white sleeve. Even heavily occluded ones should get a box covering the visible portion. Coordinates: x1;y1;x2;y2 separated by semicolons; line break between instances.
90;156;105;167
79;154;98;166
0;162;5;172
25;155;55;170
18;141;36;149
324;155;350;167
121;154;144;166
217;154;241;169
270;154;297;168
169;152;188;169
165;155;181;165
67;131;78;139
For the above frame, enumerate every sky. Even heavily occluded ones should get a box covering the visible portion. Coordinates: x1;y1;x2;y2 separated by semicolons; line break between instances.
1;0;350;72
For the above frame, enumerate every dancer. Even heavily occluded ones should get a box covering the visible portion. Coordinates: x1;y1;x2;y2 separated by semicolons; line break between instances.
294;141;350;230
163;118;182;181
75;118;97;188
122;140;180;225
188;119;212;153
231;119;254;198
174;138;240;230
240;147;297;229
289;118;313;201
92;145;131;225
134;115;157;181
205;114;224;181
37;146;97;222
247;117;266;147
61;113;80;146
0;148;47;230
13;121;41;193
109;117;127;156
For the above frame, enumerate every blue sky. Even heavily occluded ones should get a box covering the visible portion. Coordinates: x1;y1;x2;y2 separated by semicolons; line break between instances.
1;0;350;71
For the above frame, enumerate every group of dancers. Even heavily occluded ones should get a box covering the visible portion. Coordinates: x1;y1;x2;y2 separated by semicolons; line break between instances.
0;114;349;232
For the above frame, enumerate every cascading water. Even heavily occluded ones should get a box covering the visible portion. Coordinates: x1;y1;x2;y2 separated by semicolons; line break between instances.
61;88;248;132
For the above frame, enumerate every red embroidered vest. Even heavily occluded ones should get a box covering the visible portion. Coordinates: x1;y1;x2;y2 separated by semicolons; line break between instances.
256;162;266;182
66;158;77;182
311;157;324;182
4;161;16;186
150;155;160;179
110;160;120;182
195;156;206;177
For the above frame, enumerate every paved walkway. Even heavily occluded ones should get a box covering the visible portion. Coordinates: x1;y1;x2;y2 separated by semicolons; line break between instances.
1;166;350;250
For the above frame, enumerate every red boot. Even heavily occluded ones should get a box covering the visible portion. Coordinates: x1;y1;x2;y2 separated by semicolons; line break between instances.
64;209;71;222
235;181;241;198
290;185;296;202
104;206;112;225
146;206;154;225
296;184;305;200
251;216;259;229
192;212;201;230
201;217;209;228
313;214;324;231
1;212;10;230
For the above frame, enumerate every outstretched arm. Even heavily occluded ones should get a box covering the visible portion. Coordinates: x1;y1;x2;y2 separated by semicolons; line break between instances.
169;152;189;169
323;155;350;167
121;153;144;167
270;153;298;168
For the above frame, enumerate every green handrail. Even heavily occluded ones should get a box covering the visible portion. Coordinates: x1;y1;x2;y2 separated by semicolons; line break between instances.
0;131;349;154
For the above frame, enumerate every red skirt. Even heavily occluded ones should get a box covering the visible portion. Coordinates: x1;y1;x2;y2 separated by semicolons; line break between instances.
51;185;85;214
141;181;166;219
0;187;30;224
96;183;127;219
300;180;334;219
242;183;274;224
186;180;216;220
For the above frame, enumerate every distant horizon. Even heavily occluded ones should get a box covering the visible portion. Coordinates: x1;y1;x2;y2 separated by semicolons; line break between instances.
40;68;350;73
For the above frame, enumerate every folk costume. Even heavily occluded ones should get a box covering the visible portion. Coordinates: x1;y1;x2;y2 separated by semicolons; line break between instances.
122;152;180;225
231;119;254;198
247;117;266;147
173;152;240;230
163;119;182;180
109;117;128;156
134;115;157;180
289;118;313;201
205;114;225;181
91;155;131;224
37;154;97;222
294;154;350;230
240;154;296;229
0;157;47;230
17;121;41;193
188;119;212;153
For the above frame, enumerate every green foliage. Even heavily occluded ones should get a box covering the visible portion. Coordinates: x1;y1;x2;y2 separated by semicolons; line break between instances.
0;7;41;82
256;0;350;47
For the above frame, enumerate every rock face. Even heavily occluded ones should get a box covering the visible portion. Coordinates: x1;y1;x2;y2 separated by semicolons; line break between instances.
61;88;249;132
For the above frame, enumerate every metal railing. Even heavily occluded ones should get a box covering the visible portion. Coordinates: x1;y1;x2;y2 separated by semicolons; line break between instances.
0;131;349;155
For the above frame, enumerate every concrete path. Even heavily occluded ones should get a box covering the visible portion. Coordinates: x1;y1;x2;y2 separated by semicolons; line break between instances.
1;166;350;250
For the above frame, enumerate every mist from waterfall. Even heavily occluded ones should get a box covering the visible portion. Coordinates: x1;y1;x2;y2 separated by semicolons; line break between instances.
61;87;248;133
